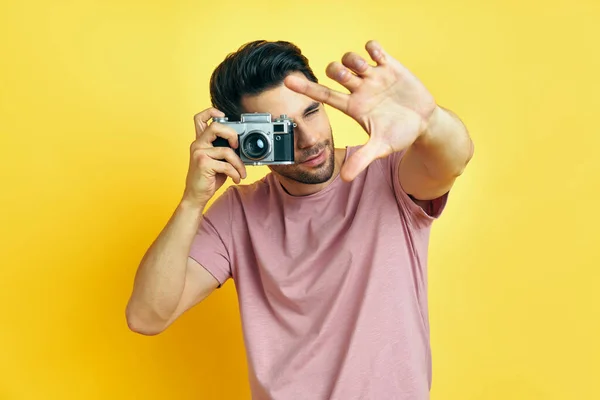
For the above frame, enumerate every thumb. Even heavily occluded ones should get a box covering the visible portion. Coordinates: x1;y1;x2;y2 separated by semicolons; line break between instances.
340;141;384;182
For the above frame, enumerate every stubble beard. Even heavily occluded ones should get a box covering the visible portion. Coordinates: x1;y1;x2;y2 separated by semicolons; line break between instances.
271;133;336;185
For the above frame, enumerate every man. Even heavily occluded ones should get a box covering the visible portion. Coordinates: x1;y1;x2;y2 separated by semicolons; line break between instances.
126;39;474;399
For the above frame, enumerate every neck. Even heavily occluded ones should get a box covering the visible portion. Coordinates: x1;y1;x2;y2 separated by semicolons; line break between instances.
275;147;347;197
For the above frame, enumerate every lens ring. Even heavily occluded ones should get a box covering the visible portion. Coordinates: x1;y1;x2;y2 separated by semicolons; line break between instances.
242;131;271;160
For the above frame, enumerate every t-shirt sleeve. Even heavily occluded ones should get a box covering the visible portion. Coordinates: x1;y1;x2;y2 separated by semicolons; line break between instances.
188;188;234;288
377;149;449;228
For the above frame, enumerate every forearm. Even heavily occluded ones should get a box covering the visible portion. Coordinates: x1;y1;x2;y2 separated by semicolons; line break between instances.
412;105;474;181
126;198;206;328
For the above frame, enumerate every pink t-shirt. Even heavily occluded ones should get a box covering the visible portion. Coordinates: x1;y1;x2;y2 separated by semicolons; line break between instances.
189;146;448;400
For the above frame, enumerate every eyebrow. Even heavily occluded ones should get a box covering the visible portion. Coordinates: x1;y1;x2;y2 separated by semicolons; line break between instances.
302;101;320;115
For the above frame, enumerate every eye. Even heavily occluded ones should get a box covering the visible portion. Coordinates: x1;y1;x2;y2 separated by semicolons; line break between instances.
305;109;319;118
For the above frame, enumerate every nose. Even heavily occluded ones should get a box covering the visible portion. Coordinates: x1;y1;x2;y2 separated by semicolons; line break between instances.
294;120;318;150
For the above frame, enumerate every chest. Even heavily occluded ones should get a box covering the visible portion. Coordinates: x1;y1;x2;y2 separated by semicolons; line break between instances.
230;180;411;300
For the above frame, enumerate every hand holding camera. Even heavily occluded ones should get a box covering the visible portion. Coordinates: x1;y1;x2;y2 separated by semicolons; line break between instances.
183;108;297;208
182;107;248;208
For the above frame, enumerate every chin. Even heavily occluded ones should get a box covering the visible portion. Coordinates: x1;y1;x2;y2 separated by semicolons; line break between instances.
271;145;335;185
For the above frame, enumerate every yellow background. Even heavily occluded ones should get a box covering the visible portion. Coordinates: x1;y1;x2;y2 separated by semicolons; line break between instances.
1;0;598;398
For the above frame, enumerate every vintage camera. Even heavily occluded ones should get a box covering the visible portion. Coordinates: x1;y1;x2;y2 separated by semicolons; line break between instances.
212;113;295;165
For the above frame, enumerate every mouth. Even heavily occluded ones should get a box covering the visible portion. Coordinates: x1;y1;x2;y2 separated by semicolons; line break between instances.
300;148;326;167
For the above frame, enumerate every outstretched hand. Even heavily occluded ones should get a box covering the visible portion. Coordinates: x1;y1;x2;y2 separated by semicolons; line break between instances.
284;40;438;182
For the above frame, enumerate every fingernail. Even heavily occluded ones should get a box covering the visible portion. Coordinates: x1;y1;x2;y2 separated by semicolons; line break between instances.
337;69;347;80
372;49;380;59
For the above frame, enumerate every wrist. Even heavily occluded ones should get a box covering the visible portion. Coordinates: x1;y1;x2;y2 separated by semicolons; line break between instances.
178;195;207;218
415;105;448;146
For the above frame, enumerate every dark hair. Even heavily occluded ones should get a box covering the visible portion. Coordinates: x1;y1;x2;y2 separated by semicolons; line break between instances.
209;40;318;121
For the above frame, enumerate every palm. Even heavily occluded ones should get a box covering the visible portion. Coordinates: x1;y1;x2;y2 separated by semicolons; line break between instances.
284;40;437;181
348;83;424;154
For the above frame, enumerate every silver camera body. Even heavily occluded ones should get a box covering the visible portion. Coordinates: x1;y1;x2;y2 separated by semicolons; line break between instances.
212;113;296;165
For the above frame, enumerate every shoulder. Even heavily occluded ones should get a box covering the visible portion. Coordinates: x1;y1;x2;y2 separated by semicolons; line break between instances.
229;173;273;201
202;176;274;236
209;173;276;211
344;145;447;225
342;144;402;182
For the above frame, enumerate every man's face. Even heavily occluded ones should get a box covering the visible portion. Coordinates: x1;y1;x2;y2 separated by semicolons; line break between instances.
240;72;335;185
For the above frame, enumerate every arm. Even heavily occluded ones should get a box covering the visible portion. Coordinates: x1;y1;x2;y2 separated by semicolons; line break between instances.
399;105;474;201
126;107;246;336
282;40;474;190
125;199;219;336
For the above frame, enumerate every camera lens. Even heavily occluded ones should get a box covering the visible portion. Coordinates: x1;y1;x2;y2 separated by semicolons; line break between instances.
243;132;270;160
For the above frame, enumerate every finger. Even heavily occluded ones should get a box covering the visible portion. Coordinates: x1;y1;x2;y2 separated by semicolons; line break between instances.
326;61;362;93
194;107;225;138
204;146;247;180
210;160;242;184
340;141;383;182
365;40;388;66
284;74;349;113
341;52;373;77
198;122;240;149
